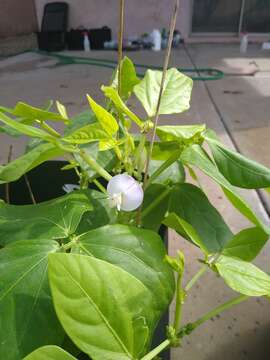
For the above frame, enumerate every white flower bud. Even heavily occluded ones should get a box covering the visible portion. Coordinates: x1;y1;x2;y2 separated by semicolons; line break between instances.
107;174;144;212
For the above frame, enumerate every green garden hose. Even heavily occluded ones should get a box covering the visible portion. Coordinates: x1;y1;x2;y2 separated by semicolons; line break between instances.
35;50;224;81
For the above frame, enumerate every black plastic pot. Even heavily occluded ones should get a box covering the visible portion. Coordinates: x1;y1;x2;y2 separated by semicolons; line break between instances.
0;161;170;360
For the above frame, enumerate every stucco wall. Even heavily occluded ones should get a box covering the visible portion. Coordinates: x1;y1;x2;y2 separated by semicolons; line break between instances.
34;0;192;39
0;0;37;38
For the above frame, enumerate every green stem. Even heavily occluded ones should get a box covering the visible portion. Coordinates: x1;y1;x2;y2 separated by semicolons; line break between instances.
145;150;182;189
141;187;171;219
79;150;112;182
141;339;170;360
93;179;107;194
180;294;248;337
37;120;61;137
173;272;184;332
185;264;208;292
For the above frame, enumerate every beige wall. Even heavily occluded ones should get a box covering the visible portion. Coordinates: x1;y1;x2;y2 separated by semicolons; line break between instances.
35;0;192;39
0;0;37;38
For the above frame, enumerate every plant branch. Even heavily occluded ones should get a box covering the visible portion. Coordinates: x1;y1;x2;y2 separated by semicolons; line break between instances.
24;174;36;204
118;0;125;96
174;271;184;333
140;187;171;220
142;0;180;190
79;149;112;182
141;339;170;360
5;145;13;204
179;294;248;338
184;264;208;292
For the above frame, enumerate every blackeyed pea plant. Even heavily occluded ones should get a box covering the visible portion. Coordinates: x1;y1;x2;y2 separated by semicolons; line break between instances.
1;1;270;359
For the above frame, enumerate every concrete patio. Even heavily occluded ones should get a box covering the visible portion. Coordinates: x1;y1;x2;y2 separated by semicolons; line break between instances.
0;43;269;360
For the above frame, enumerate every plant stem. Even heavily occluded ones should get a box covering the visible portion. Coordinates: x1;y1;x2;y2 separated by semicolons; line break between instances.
142;0;180;191
93;179;107;194
145;149;182;189
185;264;208;292
24;174;36;204
141;339;170;360
38;120;61;137
174;271;184;332
140;187;171;219
79;150;112;182
118;0;125;97
179;294;248;337
5;145;13;204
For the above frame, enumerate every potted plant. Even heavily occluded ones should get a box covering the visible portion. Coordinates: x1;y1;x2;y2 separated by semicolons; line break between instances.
1;1;270;359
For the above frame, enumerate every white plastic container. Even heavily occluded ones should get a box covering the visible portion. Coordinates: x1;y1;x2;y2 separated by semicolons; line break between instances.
240;33;248;54
83;32;91;52
151;29;161;51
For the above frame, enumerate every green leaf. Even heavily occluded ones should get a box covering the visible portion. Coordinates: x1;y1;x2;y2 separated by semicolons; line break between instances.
0;240;64;360
23;346;76;360
0;190;92;246
63;122;109;144
0;111;54;141
48;253;155;360
111;56;140;99
156;124;206;142
64;110;96;135
166;183;233;253
102;86;143;128
87;95;118;135
133;68;193;117
12;101;68;121
75;190;117;234
207;140;270;189
76;224;175;322
0;143;64;184
181;145;270;234
141;184;171;231
216;255;270;296
163;213;208;254
222;227;269;261
151;141;181;160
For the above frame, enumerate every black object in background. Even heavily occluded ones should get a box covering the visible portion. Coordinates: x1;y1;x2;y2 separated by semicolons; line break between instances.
37;2;69;51
88;26;111;49
0;161;170;360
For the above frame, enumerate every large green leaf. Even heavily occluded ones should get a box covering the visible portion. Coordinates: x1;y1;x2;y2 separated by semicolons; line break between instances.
222;227;269;261
63;122;109;144
102;86;143;128
87;95;118;135
0;111;54;141
24;346;76;360
0;143;64;184
181;145;270;234
156;124;206;142
166;183;233;253
207;140;270;189
111;56;140;99
141;184;171;231
76;224;175;320
0;240;64;360
0;190;92;246
216;255;270;296
12;102;68;122
133;68;193;117
75;189;117;234
49;253;155;360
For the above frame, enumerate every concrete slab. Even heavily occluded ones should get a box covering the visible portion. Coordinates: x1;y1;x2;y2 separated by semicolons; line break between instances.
0;46;269;360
